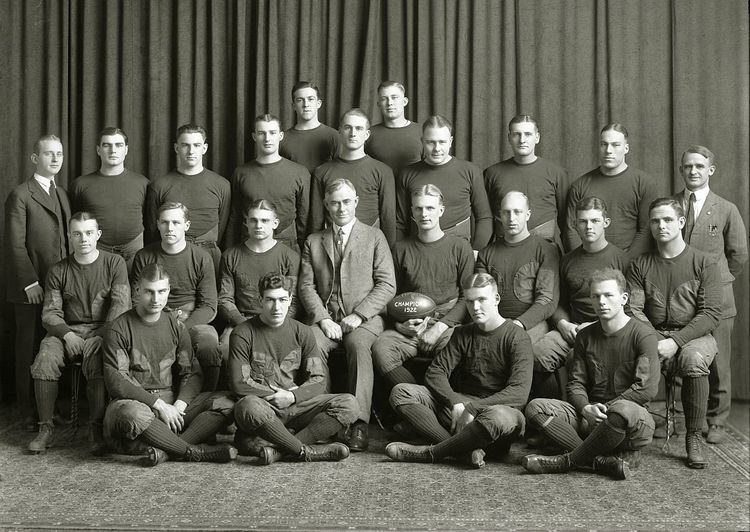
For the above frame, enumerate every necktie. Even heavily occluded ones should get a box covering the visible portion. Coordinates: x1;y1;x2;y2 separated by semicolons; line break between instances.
335;227;345;257
683;192;696;242
49;179;57;198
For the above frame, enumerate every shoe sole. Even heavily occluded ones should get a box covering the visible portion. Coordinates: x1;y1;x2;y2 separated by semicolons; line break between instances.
687;460;708;469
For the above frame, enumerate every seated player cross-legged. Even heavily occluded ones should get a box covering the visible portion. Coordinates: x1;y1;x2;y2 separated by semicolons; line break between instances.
385;273;533;468
523;268;659;480
230;273;358;465
102;264;237;466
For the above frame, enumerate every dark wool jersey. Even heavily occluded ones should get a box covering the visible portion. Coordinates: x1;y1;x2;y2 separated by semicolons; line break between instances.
42;251;130;338
146;169;230;244
483;157;568;232
365;122;423;176
626;245;722;346
225;158;310;246
391;234;475;327
131;242;217;328
425;320;533;414
309;155;396;244
219;241;300;326
552;243;628;325
396;158;493;249
69;169;149;245
228;316;325;403
565;167;658;257
568;318;659;413
279;124;339;173
103;308;201;407
475;235;559;330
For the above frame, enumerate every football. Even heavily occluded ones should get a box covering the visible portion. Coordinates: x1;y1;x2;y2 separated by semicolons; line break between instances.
387;292;437;322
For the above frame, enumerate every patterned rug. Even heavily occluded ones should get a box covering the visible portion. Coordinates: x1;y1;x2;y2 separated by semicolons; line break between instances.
0;406;747;531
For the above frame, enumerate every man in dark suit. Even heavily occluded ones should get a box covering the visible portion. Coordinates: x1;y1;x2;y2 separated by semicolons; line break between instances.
299;178;396;451
674;145;748;444
4;134;71;423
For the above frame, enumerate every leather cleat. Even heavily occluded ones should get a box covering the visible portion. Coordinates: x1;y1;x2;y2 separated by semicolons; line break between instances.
706;424;726;445
184;443;238;463
455;449;486;469
28;422;54;454
259;446;284;466
301;442;350;462
385;442;434;463
593;455;630;480
142;446;170;467
234;431;271;457
616;449;642;469
345;421;369;452
521;453;571;474
686;431;708;469
88;424;108;457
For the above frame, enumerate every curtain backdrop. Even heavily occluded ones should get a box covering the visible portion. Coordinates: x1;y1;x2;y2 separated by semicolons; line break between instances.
1;0;748;398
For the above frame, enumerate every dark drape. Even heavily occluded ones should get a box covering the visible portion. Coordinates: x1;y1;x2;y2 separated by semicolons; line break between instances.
1;0;748;398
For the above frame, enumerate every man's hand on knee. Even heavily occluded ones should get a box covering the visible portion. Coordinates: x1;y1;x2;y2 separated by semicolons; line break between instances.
320;318;343;341
63;332;86;359
582;403;608;427
657;338;679;361
265;384;296;409
340;313;363;334
153;398;185;433
82;336;103;358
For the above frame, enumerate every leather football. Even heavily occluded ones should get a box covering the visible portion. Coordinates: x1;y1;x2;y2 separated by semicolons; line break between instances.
387;292;437;322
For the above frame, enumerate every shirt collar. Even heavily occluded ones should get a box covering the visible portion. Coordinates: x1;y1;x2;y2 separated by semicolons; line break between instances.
685;186;710;203
33;173;55;192
333;218;356;236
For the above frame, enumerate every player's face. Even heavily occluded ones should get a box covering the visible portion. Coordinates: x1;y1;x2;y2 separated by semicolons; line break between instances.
292;87;322;122
576;208;610;244
252;120;283;156
465;285;500;326
499;195;531;237
137;278;170;316
260;287;291;327
590;279;627;321
69;219;101;256
508;122;539;158
411;194;444;231
174;132;207;168
680;152;715;192
32;140;64;178
157;208;190;246
649;205;684;244
340;114;370;151
377;86;408;121
325;186;358;227
96;134;128;168
422;126;452;165
599;130;629;173
245;208;279;241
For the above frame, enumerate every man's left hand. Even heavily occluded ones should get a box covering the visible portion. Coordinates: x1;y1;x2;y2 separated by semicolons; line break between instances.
657;338;679;361
418;321;448;352
265;384;296;409
340;313;363;334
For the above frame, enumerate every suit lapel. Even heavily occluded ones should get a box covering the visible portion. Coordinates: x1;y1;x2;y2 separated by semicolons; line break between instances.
342;221;361;260
323;227;335;263
28;179;57;214
693;191;718;230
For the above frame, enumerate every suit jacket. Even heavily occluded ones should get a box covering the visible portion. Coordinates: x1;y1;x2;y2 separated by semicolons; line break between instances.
5;178;71;303
674;189;748;318
299;219;396;335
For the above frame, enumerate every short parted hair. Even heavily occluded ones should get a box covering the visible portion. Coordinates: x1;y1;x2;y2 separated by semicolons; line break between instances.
324;178;357;198
601;123;629;139
33;134;62;155
422;115;453;135
589;267;627;294
508;114;539;132
576;196;609;219
682;145;716;167
463;272;498;291
246;199;278;218
258;272;294;296
501;190;530;210
175;124;207;142
412;184;444;205
138;263;170;285
98;127;128;145
340;108;370;129
158;201;190;222
377;80;406;95
254;113;282;131
291;80;321;100
69;211;98;228
649;197;684;218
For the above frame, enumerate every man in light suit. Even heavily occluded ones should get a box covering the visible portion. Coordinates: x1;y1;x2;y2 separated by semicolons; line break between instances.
4;134;71;424
674;145;748;444
299;178;396;451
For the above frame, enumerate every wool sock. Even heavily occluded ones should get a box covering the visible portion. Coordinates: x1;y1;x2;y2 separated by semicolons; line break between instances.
569;412;627;467
86;378;107;425
180;411;227;444
295;413;344;444
395;404;451;443
139;418;189;456
34;380;58;424
254;416;303;455
382;366;417;390
201;366;221;392
682;375;709;432
530;413;583;451
431;421;494;460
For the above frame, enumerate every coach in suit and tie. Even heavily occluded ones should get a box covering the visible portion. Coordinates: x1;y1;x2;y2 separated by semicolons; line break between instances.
299;178;396;451
4;134;71;421
674;145;748;444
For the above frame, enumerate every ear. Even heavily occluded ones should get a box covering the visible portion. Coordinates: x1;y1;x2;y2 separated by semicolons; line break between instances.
623;143;630;155
678;216;686;229
603;217;611;228
173;143;179;155
708;164;716;177
403;96;409;107
278;130;284;142
30;153;39;165
272;218;280;229
201;143;208;155
364;129;371;141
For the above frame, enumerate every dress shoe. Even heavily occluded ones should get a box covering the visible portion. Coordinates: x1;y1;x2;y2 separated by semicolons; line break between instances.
521;453;571;474
345;421;369;452
706;424;726;444
28;422;54;454
385;442;434;463
593;456;630;480
686;431;708;469
259;446;284;465
142;447;169;467
184;443;238;463
300;442;350;462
